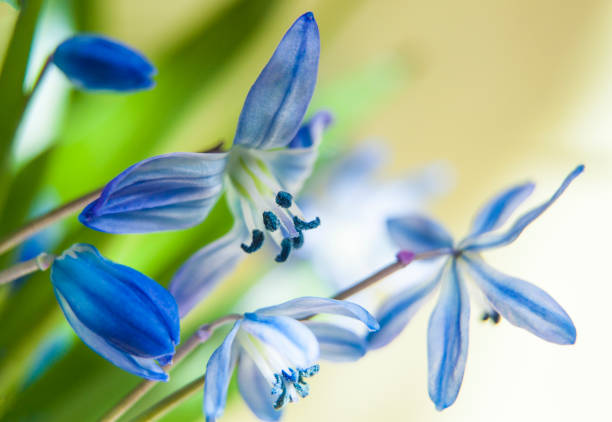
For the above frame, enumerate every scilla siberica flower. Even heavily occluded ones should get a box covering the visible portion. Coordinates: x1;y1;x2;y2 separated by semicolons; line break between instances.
204;297;379;422
51;34;156;91
77;13;327;315
50;244;179;380
368;165;583;410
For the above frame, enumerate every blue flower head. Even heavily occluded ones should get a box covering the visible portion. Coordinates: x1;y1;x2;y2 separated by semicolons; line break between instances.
51;34;156;92
50;243;180;381
77;13;329;316
368;165;583;410
203;297;379;421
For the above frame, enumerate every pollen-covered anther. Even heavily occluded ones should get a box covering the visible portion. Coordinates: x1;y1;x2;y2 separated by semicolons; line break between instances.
275;191;293;208
272;365;320;410
293;216;320;231
263;211;280;231
292;231;304;249
241;229;264;253
275;238;292;263
481;311;501;324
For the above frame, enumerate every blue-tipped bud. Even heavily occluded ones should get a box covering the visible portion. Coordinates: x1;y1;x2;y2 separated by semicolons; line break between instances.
263;211;280;231
275;238;292;262
241;229;264;253
50;244;179;381
52;34;156;92
293;216;320;231
276;191;293;208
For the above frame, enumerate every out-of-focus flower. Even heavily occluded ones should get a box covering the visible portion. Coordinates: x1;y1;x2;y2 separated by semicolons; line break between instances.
51;34;156;92
203;297;378;422
75;12;327;315
368;165;584;410
50;243;180;381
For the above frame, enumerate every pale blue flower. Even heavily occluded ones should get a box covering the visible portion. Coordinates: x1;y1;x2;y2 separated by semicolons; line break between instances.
203;297;379;421
368;165;584;410
50;244;180;380
79;14;326;300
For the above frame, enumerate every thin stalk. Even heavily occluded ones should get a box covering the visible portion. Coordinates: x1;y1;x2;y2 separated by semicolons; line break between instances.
99;314;241;422
0;252;54;284
129;250;448;421
0;188;102;256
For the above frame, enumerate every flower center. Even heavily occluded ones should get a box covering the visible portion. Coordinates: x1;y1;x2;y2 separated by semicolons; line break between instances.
228;147;320;262
271;365;320;409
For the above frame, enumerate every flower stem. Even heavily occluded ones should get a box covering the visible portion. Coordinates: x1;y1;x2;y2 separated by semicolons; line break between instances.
99;314;241;422
0;188;103;257
127;250;446;421
0;252;54;285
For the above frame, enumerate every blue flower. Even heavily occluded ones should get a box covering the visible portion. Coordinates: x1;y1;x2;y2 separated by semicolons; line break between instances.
368;165;584;410
203;297;379;422
51;34;156;92
76;13;327;314
50;243;180;381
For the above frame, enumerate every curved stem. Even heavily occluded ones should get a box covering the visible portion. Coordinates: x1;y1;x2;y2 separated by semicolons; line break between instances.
0;252;54;284
0;188;103;256
128;250;447;421
99;314;241;422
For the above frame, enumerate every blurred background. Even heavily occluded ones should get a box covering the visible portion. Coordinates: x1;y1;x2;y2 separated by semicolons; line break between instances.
0;0;610;421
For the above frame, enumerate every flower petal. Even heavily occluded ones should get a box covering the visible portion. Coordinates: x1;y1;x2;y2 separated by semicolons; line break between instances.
257;110;332;193
50;244;179;359
237;352;282;422
233;12;320;150
466;182;534;238
204;321;242;422
255;297;379;331
169;225;247;318
242;313;319;369
427;259;470;411
464;165;584;251
367;262;446;350
386;215;454;254
304;321;367;362
52;35;156;92
54;291;167;381
462;254;576;344
79;152;227;233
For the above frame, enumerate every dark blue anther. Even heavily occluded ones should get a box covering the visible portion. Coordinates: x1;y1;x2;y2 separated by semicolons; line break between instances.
275;191;293;208
275;238;292;263
241;229;264;253
293;216;320;231
292;231;304;249
263;211;280;231
481;310;501;324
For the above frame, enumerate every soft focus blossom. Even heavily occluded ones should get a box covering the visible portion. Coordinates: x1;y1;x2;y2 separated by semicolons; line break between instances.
368;165;583;410
50;243;180;380
51;34;156;92
203;297;378;421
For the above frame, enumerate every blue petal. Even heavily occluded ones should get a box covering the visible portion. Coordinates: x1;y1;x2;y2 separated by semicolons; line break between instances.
54;291;168;381
169;226;247;318
242;313;319;369
258;110;332;193
466;182;534;238
367;262;446;350
237;352;282;422
50;244;179;359
255;297;379;331
304;321;367;362
79;152;227;233
204;321;242;422
462;254;576;344
233;12;320;150
52;34;156;92
387;215;454;254
287;110;333;149
427;259;470;411
463;165;584;251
